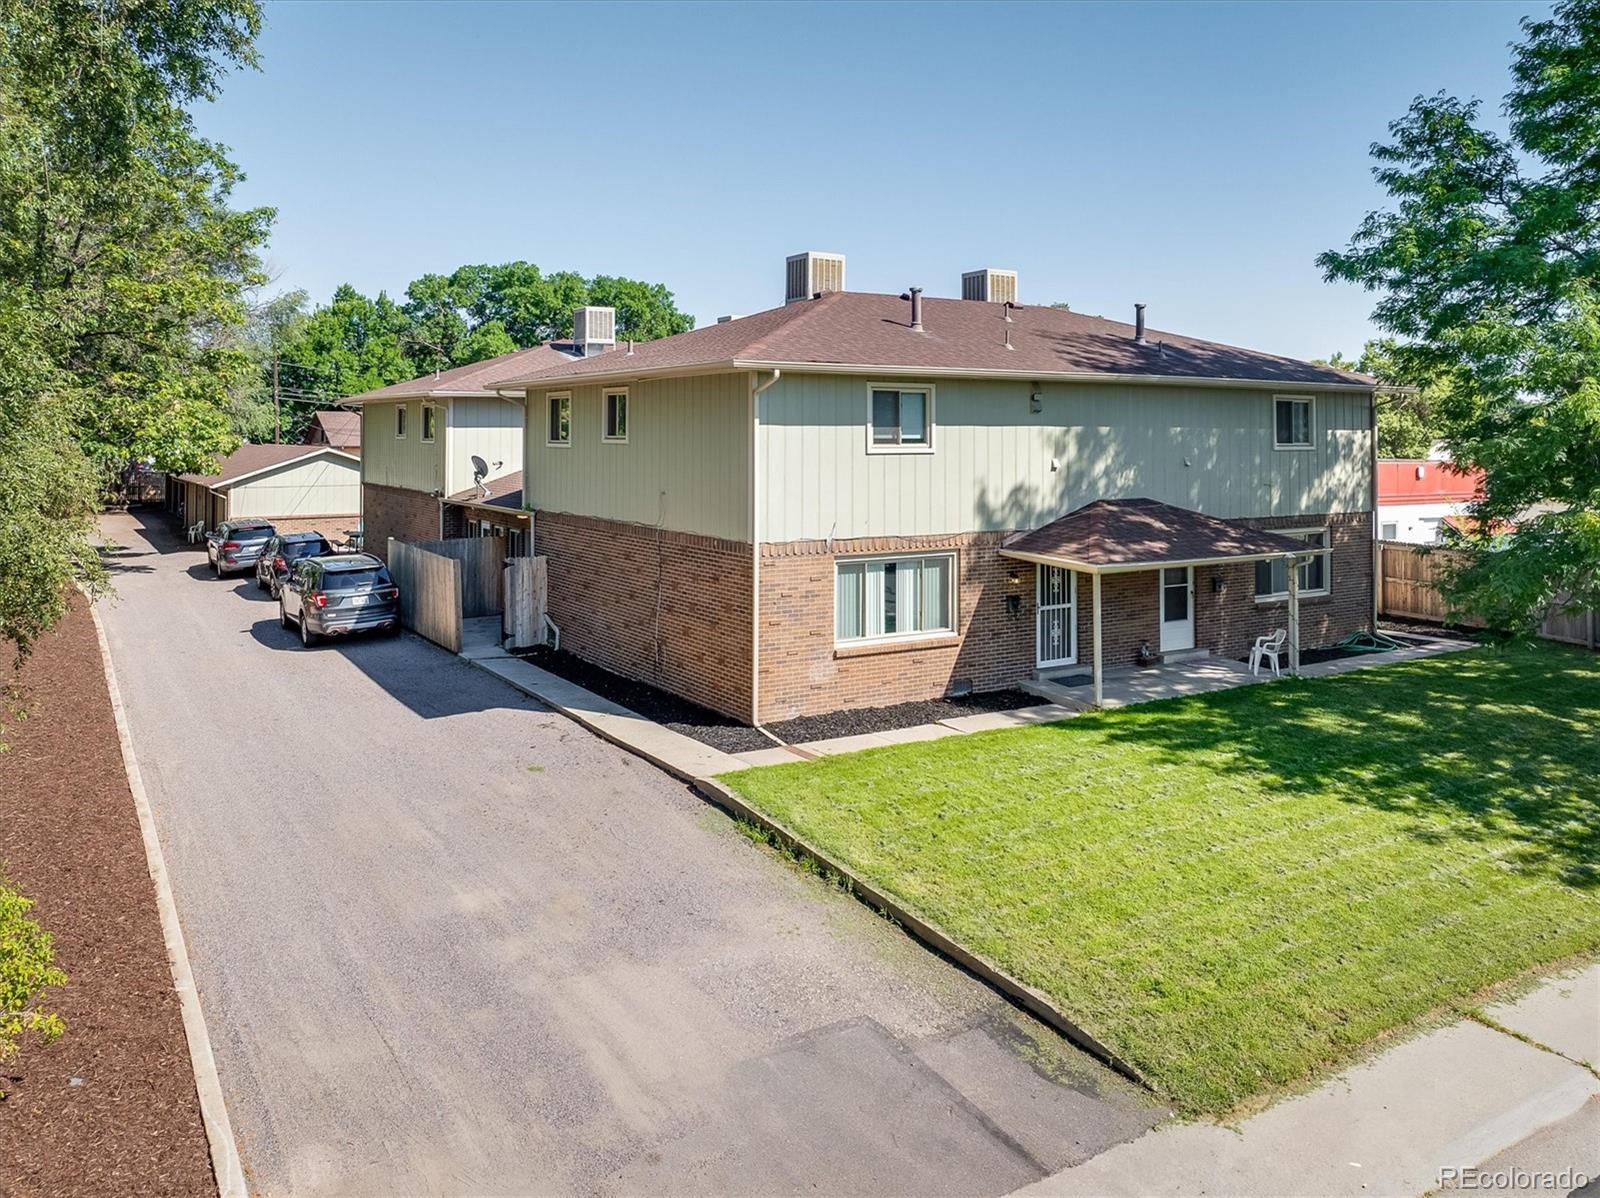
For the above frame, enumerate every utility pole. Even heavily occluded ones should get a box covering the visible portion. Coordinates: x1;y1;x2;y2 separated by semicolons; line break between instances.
273;354;281;444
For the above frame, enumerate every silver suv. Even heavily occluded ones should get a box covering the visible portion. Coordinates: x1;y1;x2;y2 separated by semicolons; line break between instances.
278;553;401;646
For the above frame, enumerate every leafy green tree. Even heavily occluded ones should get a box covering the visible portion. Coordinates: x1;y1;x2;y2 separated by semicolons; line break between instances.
587;275;696;342
1319;0;1600;631
1316;341;1449;458
279;284;412;399
0;0;272;657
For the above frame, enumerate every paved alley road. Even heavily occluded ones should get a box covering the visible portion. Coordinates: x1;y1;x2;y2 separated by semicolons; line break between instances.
95;509;1159;1196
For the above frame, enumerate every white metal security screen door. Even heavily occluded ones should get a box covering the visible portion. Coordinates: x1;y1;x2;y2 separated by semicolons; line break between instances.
1159;567;1195;653
1036;566;1077;667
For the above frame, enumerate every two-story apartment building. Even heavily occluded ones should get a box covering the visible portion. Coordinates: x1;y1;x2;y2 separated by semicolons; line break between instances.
497;256;1379;724
344;312;618;556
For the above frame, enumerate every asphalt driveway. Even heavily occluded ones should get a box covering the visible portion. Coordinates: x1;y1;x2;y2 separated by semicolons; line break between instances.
95;509;1160;1196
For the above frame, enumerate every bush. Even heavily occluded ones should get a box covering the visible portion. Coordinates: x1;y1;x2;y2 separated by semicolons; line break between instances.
0;873;66;1065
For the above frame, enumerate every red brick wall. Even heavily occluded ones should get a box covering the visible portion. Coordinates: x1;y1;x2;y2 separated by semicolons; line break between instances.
267;515;360;539
758;533;1033;724
534;510;753;722
362;483;439;561
755;512;1375;721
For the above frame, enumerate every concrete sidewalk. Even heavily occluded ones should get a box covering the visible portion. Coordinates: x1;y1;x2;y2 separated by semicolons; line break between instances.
457;617;747;780
1013;964;1600;1198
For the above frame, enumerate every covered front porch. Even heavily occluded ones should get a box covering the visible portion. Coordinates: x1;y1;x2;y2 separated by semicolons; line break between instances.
1001;497;1320;707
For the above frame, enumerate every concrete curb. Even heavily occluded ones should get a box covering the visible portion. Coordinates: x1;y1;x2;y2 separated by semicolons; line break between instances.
690;774;1155;1096
88;601;248;1198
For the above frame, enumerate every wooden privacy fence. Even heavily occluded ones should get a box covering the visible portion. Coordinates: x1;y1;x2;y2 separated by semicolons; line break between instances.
387;536;507;653
503;556;549;649
1377;540;1598;647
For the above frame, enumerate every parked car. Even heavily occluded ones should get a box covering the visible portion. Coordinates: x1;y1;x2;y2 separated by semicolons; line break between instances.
255;531;334;598
205;520;276;577
278;553;401;646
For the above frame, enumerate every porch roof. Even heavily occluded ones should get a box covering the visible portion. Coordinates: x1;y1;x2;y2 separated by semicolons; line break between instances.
999;498;1313;574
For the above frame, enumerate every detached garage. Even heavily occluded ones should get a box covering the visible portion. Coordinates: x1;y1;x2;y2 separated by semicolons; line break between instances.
170;444;361;539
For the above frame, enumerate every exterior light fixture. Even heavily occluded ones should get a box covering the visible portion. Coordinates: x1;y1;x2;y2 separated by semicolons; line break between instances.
1213;573;1227;594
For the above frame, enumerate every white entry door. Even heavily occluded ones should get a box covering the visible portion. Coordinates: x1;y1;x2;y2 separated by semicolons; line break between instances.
1036;566;1077;668
1159;567;1195;653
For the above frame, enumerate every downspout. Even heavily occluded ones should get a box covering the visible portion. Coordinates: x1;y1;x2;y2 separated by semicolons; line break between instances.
750;369;781;731
1369;387;1380;632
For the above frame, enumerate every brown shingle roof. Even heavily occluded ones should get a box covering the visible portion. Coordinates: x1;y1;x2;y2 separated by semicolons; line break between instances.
306;409;361;449
444;470;524;511
498;293;1376;389
1001;498;1314;571
177;443;355;489
342;343;585;405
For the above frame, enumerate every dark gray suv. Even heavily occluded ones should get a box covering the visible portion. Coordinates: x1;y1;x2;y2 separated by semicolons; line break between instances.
255;531;334;598
206;520;275;577
278;553;401;646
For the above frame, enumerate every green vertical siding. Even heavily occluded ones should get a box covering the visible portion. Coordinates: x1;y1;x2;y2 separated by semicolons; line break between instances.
360;400;445;493
524;373;750;541
758;374;1373;541
446;397;523;496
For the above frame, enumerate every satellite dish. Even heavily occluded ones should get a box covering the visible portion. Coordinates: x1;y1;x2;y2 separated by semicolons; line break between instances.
470;455;489;483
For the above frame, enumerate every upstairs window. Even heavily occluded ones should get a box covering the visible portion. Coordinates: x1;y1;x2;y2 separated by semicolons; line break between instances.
1274;396;1313;449
546;393;571;445
1255;529;1331;599
868;385;933;452
604;390;628;442
421;405;438;442
395;405;407;439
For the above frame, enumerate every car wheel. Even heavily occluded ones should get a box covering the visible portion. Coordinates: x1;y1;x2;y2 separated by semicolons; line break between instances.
300;616;318;648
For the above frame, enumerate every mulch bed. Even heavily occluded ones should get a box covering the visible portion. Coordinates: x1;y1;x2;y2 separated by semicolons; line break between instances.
0;598;216;1198
1378;616;1484;643
512;645;1039;752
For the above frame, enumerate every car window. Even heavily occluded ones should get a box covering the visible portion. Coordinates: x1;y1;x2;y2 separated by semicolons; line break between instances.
321;568;390;591
284;539;332;559
232;527;272;543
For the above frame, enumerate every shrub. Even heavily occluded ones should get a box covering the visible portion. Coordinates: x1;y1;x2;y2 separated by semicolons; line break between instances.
0;873;66;1064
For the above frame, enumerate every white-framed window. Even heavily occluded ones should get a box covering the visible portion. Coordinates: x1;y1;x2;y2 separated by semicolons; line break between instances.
395;405;407;439
1255;528;1331;599
603;389;628;442
421;405;438;442
1273;396;1314;449
866;384;935;453
546;392;571;445
1380;521;1398;541
835;552;955;644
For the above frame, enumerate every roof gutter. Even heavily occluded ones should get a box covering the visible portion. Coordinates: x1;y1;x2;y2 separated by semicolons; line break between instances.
998;547;1313;575
492;360;1380;395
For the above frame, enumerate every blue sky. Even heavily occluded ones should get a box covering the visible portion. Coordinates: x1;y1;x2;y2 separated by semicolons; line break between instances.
198;0;1544;361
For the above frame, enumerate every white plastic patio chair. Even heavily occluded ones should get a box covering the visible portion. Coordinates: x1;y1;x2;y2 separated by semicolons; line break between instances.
1250;628;1287;677
187;519;205;545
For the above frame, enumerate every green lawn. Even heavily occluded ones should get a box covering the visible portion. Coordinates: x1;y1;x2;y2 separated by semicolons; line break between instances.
724;643;1600;1115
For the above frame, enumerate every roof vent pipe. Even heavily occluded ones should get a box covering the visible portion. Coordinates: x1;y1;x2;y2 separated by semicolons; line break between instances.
900;287;924;333
1134;303;1147;343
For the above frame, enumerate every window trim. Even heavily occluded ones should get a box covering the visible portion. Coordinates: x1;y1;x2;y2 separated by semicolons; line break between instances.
545;392;572;447
420;404;438;444
1254;526;1332;602
865;383;936;455
1272;394;1315;451
833;550;958;646
602;388;629;443
394;404;407;440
